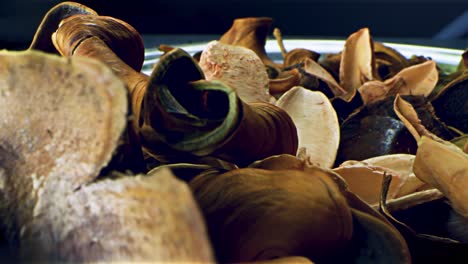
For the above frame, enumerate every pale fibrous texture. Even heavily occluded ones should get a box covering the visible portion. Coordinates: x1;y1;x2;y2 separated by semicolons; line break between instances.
0;50;214;262
276;87;339;168
199;40;273;103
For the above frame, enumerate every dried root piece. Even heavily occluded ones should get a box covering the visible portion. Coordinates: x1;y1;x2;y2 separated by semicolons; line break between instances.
199;41;272;103
0;50;122;258
0;50;214;262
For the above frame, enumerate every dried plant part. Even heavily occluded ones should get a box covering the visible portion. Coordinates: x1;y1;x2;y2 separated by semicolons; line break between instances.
189;168;354;263
303;58;347;98
333;165;403;205
219;17;278;69
348;208;411;263
359;60;438;105
393;94;435;141
319;52;341;82
29;1;97;53
379;174;468;263
0;50;214;262
339;28;375;101
373;41;410;80
431;71;468;133
272;27;287;59
458;49;468;71
334;155;429;206
0;50;120;259
358;154;430;197
450;134;468;153
276;87;339;168
413;136;468;217
53;14;145;72
248;154;308;171
141;48;298;166
394;96;468;217
283;48;320;68
199;41;272;103
268;68;302;96
246;256;315;264
53;14;147;132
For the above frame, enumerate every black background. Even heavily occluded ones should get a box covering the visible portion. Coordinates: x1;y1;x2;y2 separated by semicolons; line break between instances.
0;0;467;50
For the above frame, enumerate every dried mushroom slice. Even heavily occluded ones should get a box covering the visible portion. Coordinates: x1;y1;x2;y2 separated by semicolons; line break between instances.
276;87;339;168
199;41;273;103
29;1;98;53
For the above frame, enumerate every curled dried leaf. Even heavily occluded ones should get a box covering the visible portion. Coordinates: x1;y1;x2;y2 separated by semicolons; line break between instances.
53;14;144;72
29;1;97;53
141;49;298;166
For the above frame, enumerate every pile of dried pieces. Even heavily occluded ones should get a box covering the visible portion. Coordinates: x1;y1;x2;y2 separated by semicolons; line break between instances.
0;2;467;263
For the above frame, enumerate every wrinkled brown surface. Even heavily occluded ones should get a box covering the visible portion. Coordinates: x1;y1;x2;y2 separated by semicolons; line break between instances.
190;168;353;263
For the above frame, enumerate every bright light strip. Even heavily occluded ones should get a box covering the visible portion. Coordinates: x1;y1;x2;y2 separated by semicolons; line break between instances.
142;39;463;75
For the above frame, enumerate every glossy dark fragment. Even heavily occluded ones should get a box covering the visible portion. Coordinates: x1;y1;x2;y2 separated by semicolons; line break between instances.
335;95;456;165
432;78;468;133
